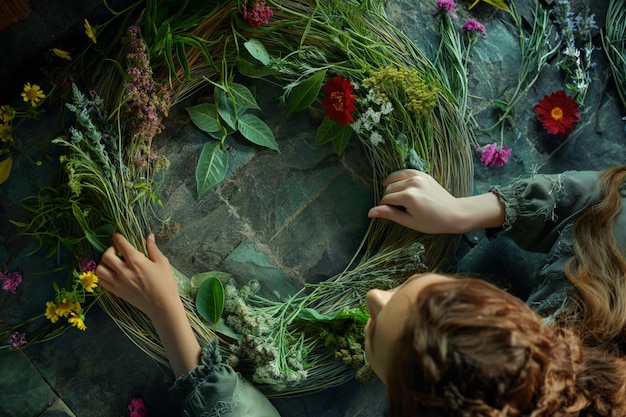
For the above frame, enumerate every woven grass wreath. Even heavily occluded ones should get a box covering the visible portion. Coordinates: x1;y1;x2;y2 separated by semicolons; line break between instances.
24;0;475;395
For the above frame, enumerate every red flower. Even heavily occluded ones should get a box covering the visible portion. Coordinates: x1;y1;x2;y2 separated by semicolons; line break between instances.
534;89;580;136
322;75;357;126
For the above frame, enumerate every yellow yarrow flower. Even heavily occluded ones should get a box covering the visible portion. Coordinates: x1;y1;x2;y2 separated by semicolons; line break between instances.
45;301;60;323
68;310;87;331
79;271;99;293
21;83;46;107
0;123;13;143
51;48;72;60
0;105;15;122
84;19;97;44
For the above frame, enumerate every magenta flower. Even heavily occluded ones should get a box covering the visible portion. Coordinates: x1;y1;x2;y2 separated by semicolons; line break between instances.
477;143;512;167
8;332;27;350
462;19;486;34
128;398;148;417
242;0;273;27
434;0;458;19
81;259;97;273
0;270;22;294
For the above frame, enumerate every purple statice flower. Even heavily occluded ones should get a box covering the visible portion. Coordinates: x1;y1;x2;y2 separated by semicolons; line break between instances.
81;259;97;273
123;26;171;168
8;332;27;350
462;19;486;34
0;270;22;294
242;0;273;27
477;143;512;167
434;0;458;19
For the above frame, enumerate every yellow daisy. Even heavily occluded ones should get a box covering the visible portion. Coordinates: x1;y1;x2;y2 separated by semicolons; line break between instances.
0;105;15;122
68;310;87;331
45;301;60;323
56;297;78;317
50;48;72;60
79;271;99;293
21;83;46;107
84;19;97;44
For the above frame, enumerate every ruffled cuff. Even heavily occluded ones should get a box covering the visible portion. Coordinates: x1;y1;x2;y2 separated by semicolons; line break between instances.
169;339;280;417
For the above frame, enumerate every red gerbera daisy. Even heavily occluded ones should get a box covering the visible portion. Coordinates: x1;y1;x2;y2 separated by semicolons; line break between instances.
534;89;580;136
322;75;357;126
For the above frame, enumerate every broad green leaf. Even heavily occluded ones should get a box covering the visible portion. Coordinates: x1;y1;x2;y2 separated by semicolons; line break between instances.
332;128;352;155
0;157;12;184
196;276;225;324
216;89;238;131
196;142;228;196
85;224;115;253
315;117;353;155
296;307;369;325
229;83;260;110
190;271;232;298
187;103;220;134
237;58;278;78
238;113;279;151
286;70;326;113
244;38;270;65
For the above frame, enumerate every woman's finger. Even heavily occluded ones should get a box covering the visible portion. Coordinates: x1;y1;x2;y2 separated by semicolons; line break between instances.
381;169;420;187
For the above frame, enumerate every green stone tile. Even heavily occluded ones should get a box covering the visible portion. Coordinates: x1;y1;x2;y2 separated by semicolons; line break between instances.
222;239;300;299
0;349;56;417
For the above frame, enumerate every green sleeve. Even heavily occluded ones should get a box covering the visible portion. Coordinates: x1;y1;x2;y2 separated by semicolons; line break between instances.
488;170;602;252
169;339;281;417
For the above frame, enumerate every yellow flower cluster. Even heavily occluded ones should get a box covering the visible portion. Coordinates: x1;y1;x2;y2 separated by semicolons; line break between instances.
44;271;100;331
363;66;438;117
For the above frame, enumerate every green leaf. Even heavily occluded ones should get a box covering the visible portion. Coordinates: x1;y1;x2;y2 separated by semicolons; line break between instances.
229;83;260;110
190;271;231;299
216;89;238;131
196;142;228;196
187;103;221;134
85;224;115;253
296;307;369;325
238;113;279;151
286;70;326;113
244;38;270;65
196;276;225;324
237;58;278;78
315;117;353;155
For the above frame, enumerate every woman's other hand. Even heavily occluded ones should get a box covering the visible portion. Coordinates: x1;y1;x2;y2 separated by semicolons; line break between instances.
368;169;505;234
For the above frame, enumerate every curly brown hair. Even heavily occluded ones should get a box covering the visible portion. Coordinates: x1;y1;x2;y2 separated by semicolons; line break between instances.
386;166;626;416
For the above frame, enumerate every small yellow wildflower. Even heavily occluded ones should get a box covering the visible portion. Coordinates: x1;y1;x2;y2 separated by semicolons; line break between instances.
0;123;13;143
51;48;72;60
68;311;87;331
36;160;42;166
79;271;99;293
0;105;15;122
84;19;97;44
21;83;46;107
56;297;78;317
45;301;60;323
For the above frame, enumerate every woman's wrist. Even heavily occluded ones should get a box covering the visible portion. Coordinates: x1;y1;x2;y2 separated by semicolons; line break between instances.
456;192;505;234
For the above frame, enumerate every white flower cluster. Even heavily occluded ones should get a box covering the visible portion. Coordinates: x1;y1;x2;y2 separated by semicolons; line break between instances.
222;281;308;390
351;88;394;146
553;0;598;105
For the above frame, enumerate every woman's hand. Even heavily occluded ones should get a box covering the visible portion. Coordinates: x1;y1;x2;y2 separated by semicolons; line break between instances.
96;232;177;320
368;169;505;234
96;232;202;377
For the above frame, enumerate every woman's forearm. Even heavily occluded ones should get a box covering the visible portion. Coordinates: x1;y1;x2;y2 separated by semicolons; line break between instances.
151;298;202;378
